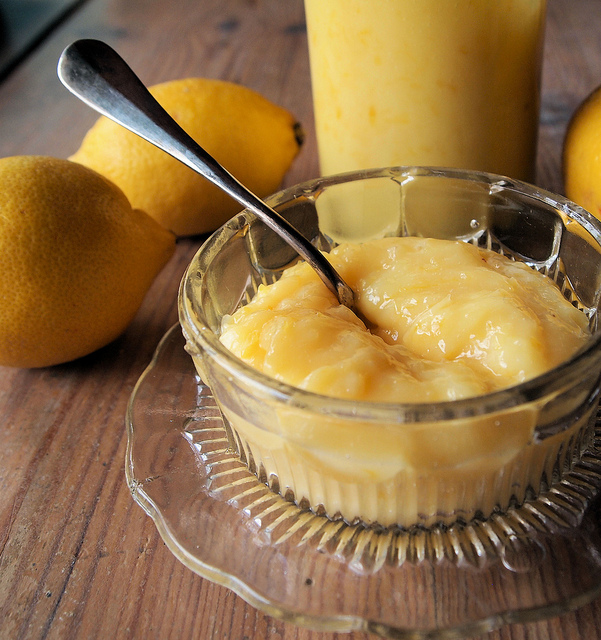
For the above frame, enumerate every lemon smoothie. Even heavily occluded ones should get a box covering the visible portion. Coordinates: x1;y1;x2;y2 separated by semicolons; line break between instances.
304;0;547;182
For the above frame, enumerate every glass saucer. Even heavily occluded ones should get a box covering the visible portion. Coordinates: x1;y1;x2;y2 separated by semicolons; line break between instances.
126;324;601;639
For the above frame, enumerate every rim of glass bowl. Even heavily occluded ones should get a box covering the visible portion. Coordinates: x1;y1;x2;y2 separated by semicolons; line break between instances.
179;166;601;426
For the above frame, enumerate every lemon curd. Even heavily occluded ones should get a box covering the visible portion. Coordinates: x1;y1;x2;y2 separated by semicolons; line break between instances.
221;238;589;403
304;0;547;182
216;237;593;527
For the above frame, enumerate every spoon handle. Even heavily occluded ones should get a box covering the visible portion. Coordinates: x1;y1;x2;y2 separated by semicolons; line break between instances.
57;39;354;309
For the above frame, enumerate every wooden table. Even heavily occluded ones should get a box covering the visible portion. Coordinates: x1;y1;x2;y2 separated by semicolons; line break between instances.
1;1;601;638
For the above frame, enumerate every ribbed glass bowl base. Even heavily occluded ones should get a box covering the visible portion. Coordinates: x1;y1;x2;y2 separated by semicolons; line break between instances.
126;325;601;639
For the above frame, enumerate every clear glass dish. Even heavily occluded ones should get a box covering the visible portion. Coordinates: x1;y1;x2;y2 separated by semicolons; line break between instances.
126;323;601;638
179;167;601;530
128;167;601;637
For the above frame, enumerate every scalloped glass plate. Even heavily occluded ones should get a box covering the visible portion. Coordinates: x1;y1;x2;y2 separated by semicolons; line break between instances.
126;324;601;639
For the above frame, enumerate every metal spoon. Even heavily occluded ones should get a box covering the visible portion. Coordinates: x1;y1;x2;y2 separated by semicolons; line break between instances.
57;39;356;310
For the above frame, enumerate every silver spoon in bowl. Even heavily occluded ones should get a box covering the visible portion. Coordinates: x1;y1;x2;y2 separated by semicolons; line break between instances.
57;39;356;311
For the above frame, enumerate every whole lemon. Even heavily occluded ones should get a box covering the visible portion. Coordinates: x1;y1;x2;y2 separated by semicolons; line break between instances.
0;156;175;368
563;83;601;219
69;78;303;236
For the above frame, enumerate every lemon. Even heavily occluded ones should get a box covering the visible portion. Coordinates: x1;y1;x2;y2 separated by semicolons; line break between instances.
69;78;303;236
0;156;175;368
563;83;601;219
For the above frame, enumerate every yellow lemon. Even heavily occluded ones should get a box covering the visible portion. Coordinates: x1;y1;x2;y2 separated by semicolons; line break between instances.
0;156;175;368
563;83;601;219
69;78;303;236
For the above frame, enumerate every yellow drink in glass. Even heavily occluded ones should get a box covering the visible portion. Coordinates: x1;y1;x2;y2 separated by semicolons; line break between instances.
304;0;547;182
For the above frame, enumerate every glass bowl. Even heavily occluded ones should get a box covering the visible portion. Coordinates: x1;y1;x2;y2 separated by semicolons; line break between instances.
178;166;601;531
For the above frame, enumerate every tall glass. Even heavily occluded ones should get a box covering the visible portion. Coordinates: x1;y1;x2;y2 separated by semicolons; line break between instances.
304;0;547;183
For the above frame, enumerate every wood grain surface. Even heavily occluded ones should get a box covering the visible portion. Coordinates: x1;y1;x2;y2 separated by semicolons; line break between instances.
1;1;601;639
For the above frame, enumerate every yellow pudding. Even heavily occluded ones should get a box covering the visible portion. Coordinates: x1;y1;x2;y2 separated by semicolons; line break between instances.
214;237;593;527
305;0;547;181
220;238;589;402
